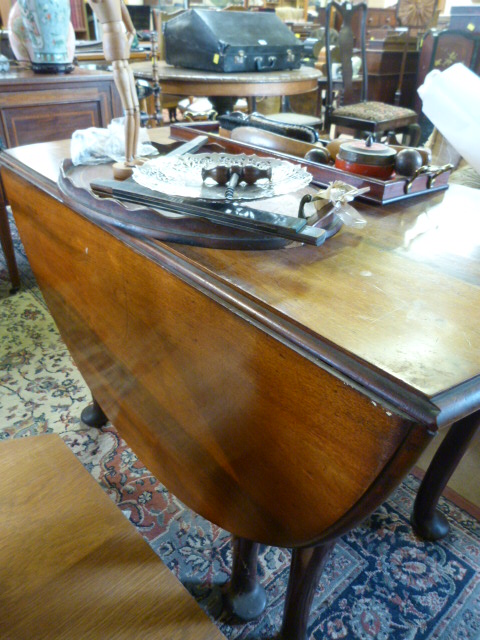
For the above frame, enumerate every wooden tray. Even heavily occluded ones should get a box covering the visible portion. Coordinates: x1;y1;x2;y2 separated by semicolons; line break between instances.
57;159;337;250
169;122;451;205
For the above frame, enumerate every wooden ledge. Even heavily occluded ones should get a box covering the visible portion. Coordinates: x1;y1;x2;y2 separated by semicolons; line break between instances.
0;434;224;640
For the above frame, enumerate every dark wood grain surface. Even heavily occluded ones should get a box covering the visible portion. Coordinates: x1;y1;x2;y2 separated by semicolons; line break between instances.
12;131;477;415
175;185;480;404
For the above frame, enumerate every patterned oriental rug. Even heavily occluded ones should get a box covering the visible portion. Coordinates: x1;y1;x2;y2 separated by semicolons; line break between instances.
1;213;480;640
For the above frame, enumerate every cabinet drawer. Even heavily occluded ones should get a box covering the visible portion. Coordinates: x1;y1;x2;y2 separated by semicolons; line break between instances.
2;101;104;147
0;70;122;148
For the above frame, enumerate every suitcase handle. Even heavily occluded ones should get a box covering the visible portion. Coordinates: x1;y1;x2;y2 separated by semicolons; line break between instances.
254;56;277;71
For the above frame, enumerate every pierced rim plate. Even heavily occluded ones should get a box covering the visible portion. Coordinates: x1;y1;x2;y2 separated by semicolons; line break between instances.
132;153;312;201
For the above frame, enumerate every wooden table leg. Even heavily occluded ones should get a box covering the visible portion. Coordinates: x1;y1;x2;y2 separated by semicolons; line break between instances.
412;410;480;541
0;176;20;294
280;541;335;640
81;396;108;428
223;536;267;621
209;97;237;116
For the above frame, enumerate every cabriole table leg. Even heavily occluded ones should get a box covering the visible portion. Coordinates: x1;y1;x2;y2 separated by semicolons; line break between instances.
0;177;20;294
81;396;108;428
412;411;480;541
223;536;267;621
280;541;335;640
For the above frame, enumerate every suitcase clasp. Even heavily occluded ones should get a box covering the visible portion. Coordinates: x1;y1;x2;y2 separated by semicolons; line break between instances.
234;50;246;65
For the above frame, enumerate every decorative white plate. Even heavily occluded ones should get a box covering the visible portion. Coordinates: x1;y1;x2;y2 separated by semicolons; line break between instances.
132;153;312;201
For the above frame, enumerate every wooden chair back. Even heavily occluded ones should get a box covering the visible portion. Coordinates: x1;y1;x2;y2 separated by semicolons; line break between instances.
325;1;368;119
414;28;480;113
152;9;186;61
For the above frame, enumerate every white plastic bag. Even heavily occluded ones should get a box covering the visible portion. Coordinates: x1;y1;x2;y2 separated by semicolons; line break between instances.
71;118;157;166
417;63;480;173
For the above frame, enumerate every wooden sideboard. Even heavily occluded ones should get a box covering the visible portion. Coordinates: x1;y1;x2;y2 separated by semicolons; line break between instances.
0;66;122;148
365;7;397;30
315;7;397;44
0;65;122;293
366;45;420;108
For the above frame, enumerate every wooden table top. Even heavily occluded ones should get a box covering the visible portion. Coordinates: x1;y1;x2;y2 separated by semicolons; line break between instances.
130;60;321;97
0;64;115;85
177;185;480;402
2;130;480;429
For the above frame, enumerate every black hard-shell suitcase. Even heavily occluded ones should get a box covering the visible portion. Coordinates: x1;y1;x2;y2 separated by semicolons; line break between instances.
164;9;304;73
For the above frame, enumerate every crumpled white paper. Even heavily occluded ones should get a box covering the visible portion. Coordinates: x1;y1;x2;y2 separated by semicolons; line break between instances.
418;63;480;174
71;117;157;166
311;181;369;227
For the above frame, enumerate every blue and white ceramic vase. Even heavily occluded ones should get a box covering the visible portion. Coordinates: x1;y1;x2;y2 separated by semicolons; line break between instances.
17;0;73;73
